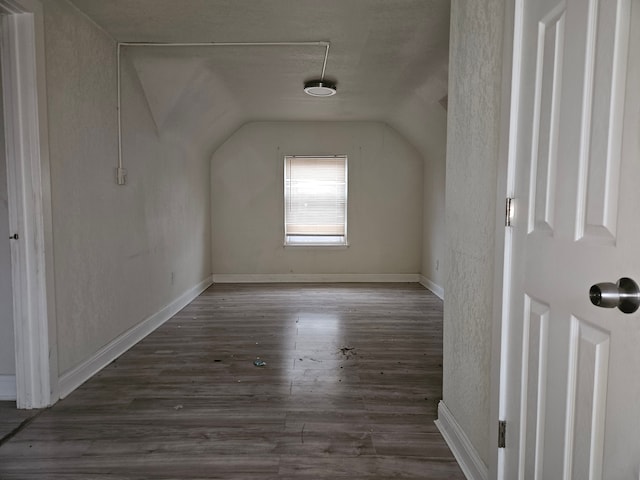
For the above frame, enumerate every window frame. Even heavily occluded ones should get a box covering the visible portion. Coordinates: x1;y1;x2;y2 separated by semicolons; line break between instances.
283;155;349;247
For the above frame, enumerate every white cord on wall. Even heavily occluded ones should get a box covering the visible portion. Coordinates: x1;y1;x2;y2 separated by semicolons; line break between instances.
115;41;331;185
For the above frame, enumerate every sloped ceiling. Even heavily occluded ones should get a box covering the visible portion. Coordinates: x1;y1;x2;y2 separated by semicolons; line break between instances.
69;0;450;155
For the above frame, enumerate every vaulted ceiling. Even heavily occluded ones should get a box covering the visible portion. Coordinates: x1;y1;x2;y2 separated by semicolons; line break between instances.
68;0;450;155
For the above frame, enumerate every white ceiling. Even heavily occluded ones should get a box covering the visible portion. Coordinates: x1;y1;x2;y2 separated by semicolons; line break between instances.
68;0;450;150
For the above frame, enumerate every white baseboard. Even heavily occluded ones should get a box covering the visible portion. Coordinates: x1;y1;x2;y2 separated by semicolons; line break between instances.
0;375;16;401
435;401;488;480
58;275;213;399
212;273;421;283
419;275;444;299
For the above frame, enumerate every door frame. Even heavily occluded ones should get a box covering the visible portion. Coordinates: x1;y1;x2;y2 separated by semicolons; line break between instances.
0;0;57;408
490;0;521;478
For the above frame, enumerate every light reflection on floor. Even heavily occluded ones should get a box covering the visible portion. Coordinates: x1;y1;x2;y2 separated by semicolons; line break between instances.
283;311;358;397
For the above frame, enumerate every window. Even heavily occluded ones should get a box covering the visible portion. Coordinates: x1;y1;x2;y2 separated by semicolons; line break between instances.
284;155;348;246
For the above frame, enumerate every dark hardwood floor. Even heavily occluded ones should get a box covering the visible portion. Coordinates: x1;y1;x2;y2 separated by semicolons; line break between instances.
0;283;464;479
0;402;37;444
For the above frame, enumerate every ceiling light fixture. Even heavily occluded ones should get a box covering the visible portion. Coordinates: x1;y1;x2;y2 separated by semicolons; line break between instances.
303;42;336;97
304;80;337;97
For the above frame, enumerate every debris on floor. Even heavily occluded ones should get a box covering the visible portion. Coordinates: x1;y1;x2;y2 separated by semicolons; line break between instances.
174;404;183;410
253;359;267;367
340;346;357;359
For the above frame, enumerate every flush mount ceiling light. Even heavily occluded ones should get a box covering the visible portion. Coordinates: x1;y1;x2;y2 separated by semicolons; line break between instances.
303;42;337;97
304;80;337;97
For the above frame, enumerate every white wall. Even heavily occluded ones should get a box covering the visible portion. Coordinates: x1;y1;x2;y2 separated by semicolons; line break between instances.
0;70;15;376
390;98;448;291
43;0;212;375
443;0;505;466
211;122;423;276
388;43;449;293
421;113;447;290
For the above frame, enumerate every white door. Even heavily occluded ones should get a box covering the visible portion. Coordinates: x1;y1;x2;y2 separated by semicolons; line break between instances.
502;0;639;478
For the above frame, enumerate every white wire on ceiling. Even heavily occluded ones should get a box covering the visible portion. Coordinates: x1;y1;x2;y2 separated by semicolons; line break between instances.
115;41;331;185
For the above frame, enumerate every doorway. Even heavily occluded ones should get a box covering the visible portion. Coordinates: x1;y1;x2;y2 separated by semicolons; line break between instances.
0;0;56;409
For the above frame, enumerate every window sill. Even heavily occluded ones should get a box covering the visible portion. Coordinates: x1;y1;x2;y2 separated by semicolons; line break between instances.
284;235;348;247
284;243;350;248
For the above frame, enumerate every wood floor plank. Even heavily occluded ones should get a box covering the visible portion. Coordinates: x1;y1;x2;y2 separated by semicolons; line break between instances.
0;283;464;479
0;401;39;443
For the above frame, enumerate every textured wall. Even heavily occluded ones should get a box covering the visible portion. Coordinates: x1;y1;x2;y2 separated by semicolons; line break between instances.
211;122;423;275
43;0;212;374
390;97;448;292
420;105;447;289
0;79;14;376
443;0;505;465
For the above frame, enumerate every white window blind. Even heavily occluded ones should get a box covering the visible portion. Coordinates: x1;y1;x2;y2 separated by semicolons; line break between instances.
284;156;347;244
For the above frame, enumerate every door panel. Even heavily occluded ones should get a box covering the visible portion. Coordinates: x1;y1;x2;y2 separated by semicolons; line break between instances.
519;296;550;479
528;5;564;236
565;317;610;479
503;0;638;478
574;0;629;243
